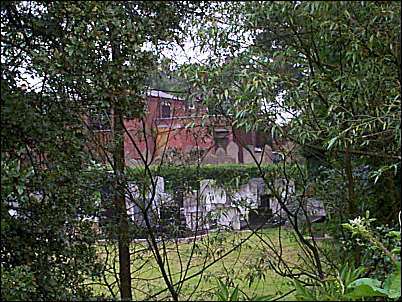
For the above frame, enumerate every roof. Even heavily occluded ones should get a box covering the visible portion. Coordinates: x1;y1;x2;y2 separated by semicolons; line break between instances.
147;89;184;101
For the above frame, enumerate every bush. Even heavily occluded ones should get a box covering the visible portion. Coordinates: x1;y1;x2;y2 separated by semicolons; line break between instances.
127;163;296;193
1;265;37;301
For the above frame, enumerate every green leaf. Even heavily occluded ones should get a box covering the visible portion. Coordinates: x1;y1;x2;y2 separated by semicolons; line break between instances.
17;185;24;195
383;262;401;299
217;279;229;301
346;278;388;298
229;285;239;301
326;136;337;150
293;280;315;301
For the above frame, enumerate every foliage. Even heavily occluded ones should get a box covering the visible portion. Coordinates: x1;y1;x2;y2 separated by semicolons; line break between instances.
1;1;206;300
294;260;401;301
295;213;401;301
1;265;37;301
346;263;401;300
181;3;400;299
213;278;278;301
1;84;103;299
293;261;363;301
312;163;400;230
2;1;400;300
126;163;296;192
181;0;401;218
341;212;401;279
214;279;240;301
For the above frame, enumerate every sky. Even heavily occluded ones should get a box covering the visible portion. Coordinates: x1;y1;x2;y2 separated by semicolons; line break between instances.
161;39;211;66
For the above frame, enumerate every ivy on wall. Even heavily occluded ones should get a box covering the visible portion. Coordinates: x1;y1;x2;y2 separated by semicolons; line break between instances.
127;163;298;193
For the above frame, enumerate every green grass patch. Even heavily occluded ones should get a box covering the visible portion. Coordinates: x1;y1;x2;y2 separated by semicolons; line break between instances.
91;228;301;301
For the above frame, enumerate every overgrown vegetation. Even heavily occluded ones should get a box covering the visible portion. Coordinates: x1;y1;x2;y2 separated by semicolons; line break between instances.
93;228;299;301
127;163;296;192
180;1;401;300
1;1;400;301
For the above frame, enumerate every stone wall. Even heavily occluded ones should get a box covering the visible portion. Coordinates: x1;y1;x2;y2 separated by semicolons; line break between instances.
183;177;296;231
125;176;168;227
119;175;325;234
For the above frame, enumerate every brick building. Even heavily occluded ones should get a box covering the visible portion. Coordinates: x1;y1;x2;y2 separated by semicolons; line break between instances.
90;89;290;166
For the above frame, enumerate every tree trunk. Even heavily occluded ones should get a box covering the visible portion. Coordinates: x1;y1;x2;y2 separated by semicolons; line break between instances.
111;39;132;301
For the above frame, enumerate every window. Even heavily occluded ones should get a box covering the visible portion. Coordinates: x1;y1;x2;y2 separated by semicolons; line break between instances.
161;101;171;118
213;128;229;149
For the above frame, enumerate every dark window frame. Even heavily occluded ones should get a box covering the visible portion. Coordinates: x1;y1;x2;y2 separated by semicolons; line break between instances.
161;101;171;118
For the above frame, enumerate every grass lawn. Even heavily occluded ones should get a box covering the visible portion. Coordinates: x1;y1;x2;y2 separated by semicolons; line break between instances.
92;228;301;301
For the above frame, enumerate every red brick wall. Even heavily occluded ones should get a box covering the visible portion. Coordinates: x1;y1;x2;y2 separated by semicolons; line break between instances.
123;97;214;163
91;94;277;165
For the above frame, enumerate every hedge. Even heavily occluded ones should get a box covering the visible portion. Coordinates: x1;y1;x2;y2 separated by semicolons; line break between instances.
126;163;298;193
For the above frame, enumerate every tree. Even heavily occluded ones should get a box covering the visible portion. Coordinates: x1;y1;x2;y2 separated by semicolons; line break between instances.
1;1;208;300
1;6;103;298
182;0;400;220
180;0;401;294
3;1;400;300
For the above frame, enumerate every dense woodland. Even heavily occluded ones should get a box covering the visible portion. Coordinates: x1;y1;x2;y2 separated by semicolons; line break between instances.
1;1;400;301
